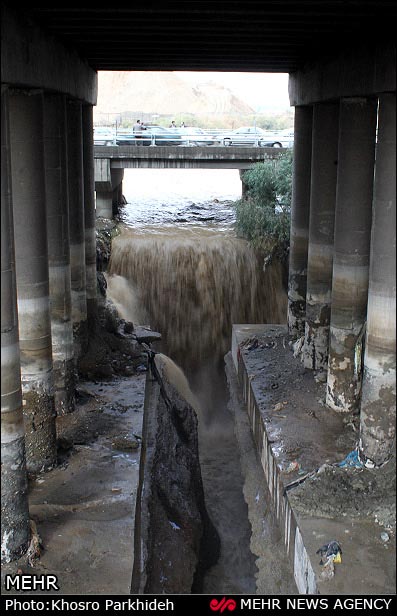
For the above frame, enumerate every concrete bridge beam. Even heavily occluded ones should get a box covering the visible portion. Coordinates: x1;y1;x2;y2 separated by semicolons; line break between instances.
9;89;57;474
359;93;396;467
287;105;313;338
82;105;97;325
326;97;377;412
1;87;30;562
67;99;88;360
303;102;339;371
44;93;75;415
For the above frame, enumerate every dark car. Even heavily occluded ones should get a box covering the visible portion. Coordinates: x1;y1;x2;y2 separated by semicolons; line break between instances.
116;125;182;146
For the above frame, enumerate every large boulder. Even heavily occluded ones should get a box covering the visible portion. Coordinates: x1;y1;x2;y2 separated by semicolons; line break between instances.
131;354;220;593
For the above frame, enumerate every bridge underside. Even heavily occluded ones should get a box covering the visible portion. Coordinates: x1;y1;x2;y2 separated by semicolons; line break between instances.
16;2;397;73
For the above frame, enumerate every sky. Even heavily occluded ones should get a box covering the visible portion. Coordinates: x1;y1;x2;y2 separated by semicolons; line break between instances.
177;71;290;112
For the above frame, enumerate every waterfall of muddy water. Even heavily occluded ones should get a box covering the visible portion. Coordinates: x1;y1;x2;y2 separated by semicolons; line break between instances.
106;169;288;593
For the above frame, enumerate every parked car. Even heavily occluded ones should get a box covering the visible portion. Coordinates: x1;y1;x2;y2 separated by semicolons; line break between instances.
216;126;285;147
116;125;182;146
177;127;217;146
94;126;116;145
276;128;294;147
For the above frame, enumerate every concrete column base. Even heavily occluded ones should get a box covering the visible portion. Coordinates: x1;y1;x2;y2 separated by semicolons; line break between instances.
1;436;30;562
73;320;89;363
96;191;113;218
359;359;395;468
53;357;76;415
326;324;364;412
23;382;57;474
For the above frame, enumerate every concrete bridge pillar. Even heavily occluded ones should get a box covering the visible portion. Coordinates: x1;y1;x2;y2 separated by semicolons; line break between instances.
9;89;57;473
287;105;313;337
44;93;75;415
326;98;377;412
1;87;30;562
67;99;88;360
95;158;113;219
239;169;249;200
359;92;396;467
96;191;113;218
82;104;97;325
302;102;339;371
111;168;124;216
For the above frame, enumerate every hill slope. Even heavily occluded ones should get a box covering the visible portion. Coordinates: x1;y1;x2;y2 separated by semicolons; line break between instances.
95;71;255;116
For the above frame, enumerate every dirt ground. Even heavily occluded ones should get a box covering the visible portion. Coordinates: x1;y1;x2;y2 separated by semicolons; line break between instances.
233;324;396;595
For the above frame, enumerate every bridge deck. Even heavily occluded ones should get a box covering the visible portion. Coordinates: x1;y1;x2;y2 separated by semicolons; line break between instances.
94;145;285;169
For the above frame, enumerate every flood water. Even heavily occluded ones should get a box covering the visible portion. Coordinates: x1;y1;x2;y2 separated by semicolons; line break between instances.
106;168;288;593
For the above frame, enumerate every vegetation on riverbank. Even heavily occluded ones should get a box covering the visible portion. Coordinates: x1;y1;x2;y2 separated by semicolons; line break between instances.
234;151;293;260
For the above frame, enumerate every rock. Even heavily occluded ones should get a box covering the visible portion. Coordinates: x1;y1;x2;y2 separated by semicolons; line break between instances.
132;360;220;594
94;364;114;379
112;436;140;451
104;300;120;334
134;326;162;345
124;321;134;334
123;365;135;376
314;370;327;383
96;272;107;297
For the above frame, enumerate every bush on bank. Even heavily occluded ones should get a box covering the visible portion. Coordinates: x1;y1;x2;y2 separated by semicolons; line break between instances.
234;150;293;259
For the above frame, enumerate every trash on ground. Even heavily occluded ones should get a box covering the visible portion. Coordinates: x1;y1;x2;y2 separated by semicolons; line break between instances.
285;461;300;473
338;449;364;469
26;520;43;567
317;540;342;581
272;401;288;412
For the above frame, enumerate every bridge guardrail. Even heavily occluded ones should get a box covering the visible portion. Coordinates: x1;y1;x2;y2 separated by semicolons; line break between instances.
94;127;294;148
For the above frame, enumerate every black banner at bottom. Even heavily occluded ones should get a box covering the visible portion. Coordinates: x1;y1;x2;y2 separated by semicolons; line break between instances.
1;594;396;615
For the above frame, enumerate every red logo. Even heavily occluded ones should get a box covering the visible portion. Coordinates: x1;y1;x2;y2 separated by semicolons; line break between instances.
209;597;236;613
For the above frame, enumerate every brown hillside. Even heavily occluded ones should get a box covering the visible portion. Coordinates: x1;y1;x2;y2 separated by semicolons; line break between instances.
94;71;254;116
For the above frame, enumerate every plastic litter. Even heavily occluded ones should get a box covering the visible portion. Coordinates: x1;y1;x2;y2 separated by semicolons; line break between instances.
338;449;365;469
316;540;342;566
317;540;342;581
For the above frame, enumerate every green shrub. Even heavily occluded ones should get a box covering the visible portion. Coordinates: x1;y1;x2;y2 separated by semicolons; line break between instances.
234;151;293;255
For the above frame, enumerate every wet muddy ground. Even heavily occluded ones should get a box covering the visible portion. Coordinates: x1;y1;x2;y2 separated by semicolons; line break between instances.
1;375;146;595
233;324;396;595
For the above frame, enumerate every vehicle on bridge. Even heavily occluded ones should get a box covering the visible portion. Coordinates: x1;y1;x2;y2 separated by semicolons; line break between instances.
177;127;217;146
94;126;117;145
116;125;182;146
216;126;288;147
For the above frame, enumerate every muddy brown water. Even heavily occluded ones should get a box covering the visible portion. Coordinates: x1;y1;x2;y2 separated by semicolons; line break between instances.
106;176;290;592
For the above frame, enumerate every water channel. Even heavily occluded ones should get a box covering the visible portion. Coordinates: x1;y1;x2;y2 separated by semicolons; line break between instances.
106;168;294;593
